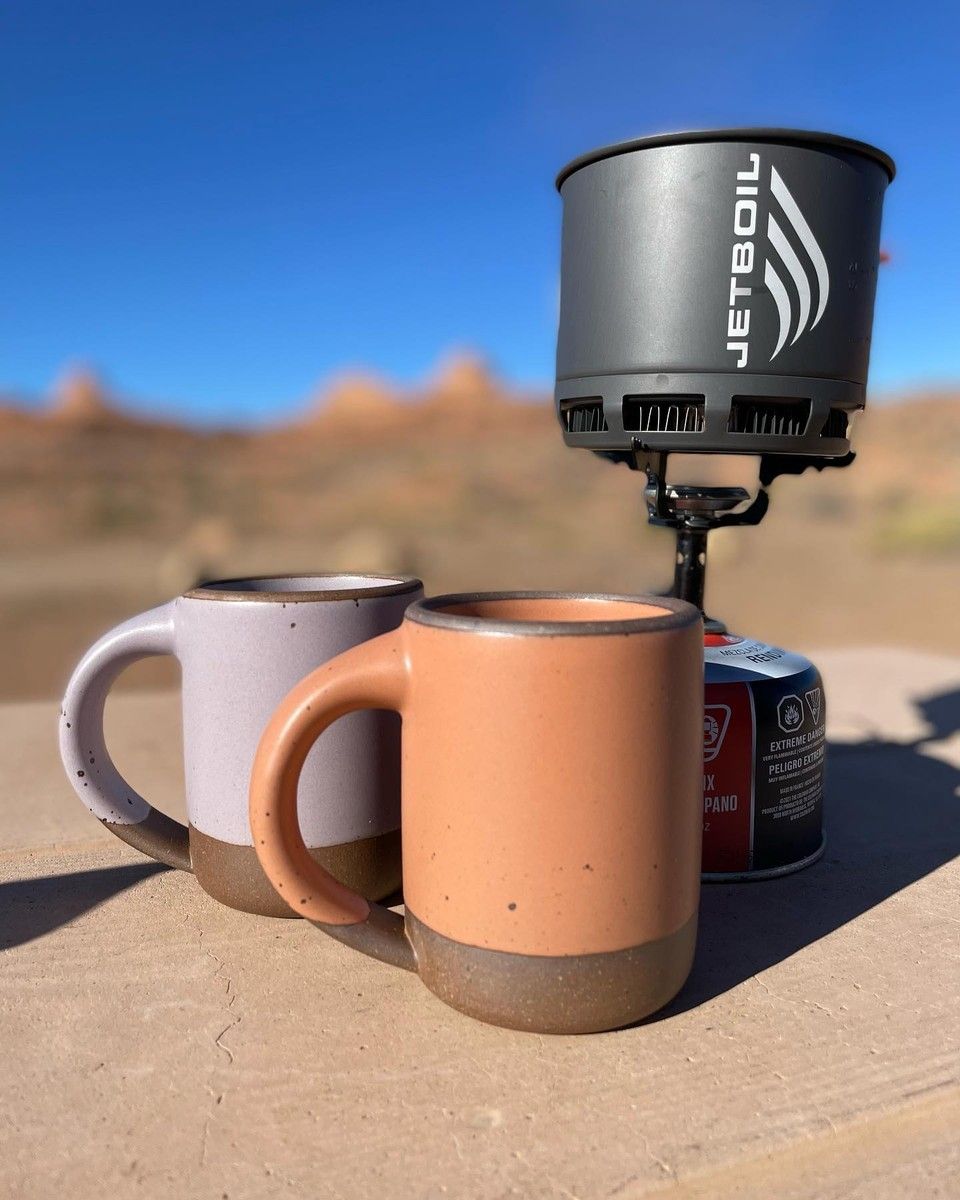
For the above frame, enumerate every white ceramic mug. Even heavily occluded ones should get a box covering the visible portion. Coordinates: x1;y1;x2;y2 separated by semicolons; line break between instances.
59;574;423;915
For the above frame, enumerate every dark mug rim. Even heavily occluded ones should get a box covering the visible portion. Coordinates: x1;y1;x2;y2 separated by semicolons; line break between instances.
184;573;423;604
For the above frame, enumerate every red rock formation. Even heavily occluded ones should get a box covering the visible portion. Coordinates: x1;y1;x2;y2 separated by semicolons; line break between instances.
423;351;503;409
46;367;118;425
314;371;402;427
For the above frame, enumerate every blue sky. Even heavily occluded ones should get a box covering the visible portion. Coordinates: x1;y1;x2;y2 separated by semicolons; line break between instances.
3;0;958;423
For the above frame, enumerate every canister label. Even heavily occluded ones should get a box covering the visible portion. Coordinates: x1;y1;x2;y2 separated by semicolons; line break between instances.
703;635;825;875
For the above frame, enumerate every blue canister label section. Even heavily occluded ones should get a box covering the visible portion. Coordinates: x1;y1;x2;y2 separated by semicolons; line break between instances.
750;663;825;871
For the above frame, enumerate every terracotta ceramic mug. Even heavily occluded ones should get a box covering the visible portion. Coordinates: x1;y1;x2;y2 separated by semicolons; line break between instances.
250;591;704;1032
59;573;423;915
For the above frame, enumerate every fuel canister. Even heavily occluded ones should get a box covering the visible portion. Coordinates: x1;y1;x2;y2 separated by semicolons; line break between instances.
702;633;826;880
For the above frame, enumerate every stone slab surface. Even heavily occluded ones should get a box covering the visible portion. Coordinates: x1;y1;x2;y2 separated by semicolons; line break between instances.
1;648;958;1199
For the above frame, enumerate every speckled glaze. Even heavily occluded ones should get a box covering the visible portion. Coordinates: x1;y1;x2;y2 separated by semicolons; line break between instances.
59;574;422;915
250;591;704;1031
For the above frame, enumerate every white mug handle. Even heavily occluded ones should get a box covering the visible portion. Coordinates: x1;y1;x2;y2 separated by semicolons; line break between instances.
59;602;190;870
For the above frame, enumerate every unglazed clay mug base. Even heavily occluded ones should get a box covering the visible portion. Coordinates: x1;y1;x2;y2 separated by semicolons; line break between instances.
250;592;703;1032
60;574;423;916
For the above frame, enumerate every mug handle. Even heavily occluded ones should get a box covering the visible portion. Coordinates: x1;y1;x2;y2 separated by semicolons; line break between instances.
59;602;191;871
249;628;417;973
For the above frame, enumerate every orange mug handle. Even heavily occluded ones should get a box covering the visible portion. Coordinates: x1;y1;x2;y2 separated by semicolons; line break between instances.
249;628;416;971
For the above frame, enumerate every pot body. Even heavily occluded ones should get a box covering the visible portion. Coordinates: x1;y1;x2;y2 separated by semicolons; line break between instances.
556;129;893;459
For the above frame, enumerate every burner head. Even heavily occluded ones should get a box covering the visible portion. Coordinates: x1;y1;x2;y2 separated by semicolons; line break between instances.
555;128;894;461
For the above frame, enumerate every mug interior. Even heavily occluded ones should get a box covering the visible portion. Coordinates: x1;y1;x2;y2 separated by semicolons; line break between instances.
408;592;696;635
444;596;667;623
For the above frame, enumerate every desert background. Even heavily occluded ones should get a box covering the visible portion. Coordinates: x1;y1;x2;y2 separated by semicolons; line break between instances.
2;354;958;702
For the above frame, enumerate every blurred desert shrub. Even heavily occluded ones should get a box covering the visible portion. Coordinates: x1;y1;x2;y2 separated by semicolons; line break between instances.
871;503;960;556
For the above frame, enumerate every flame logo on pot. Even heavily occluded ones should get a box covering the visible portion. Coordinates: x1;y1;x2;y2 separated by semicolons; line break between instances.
764;166;830;360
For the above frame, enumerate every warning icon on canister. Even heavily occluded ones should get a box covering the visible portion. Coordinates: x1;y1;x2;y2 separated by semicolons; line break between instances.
777;694;805;735
805;687;822;723
703;704;732;763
